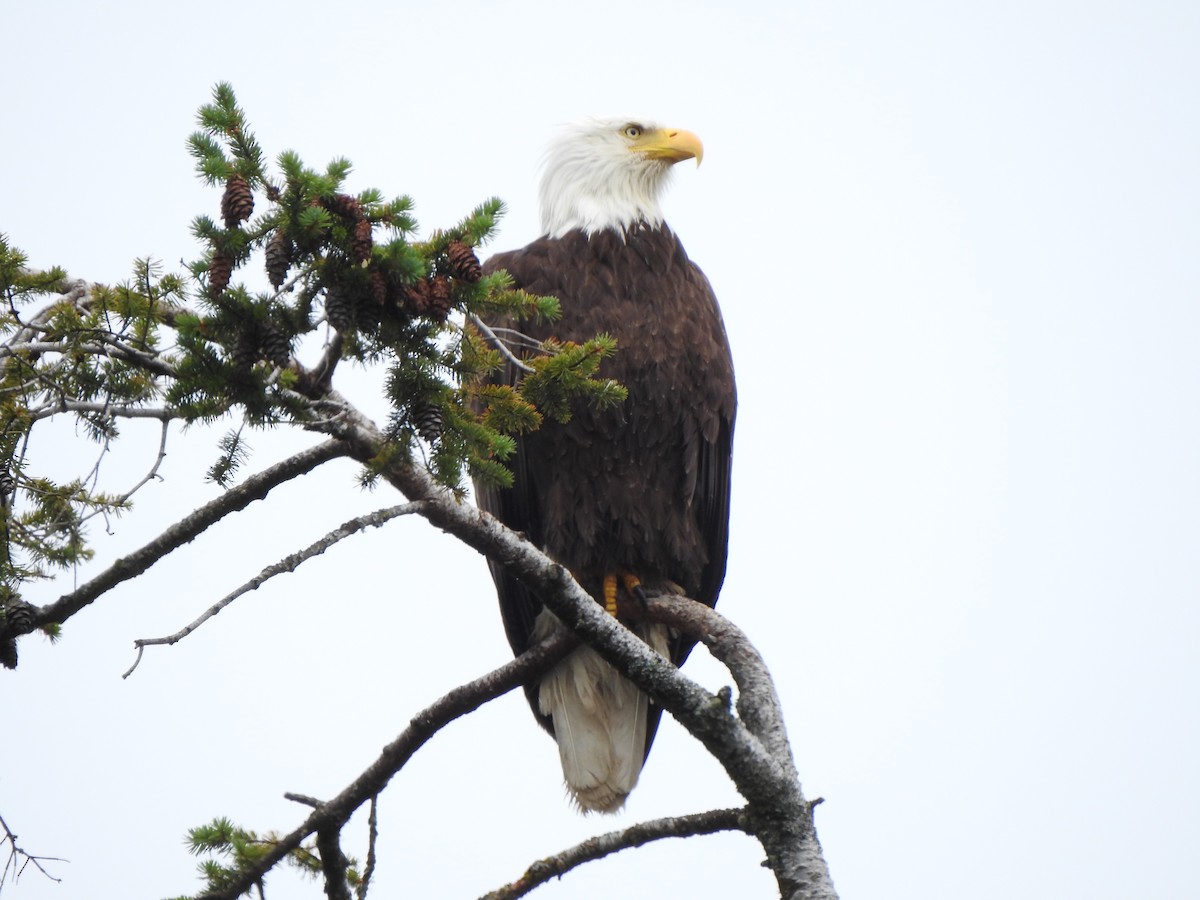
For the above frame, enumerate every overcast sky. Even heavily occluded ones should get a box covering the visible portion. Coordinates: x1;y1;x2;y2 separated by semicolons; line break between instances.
3;1;1197;898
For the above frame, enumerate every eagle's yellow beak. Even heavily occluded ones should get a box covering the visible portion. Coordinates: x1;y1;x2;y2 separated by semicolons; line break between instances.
633;128;703;166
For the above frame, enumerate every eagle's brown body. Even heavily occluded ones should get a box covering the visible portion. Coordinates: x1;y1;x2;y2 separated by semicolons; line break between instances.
477;224;736;783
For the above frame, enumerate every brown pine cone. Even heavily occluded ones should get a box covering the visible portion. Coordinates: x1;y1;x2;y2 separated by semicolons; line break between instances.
402;278;432;316
351;218;373;265
209;250;235;296
412;402;444;443
325;285;355;331
446;241;482;283
321;193;363;220
231;331;260;372
262;326;291;367
368;270;388;308
265;231;292;288
221;175;255;228
428;275;453;321
3;599;33;635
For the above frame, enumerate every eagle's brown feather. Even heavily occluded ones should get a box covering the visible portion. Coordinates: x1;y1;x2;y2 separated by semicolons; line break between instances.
476;223;736;765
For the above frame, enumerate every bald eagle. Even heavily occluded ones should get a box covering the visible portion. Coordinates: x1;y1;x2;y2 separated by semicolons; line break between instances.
475;118;736;813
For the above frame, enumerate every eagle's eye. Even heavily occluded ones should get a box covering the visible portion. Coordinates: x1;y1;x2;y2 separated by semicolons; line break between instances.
623;125;643;139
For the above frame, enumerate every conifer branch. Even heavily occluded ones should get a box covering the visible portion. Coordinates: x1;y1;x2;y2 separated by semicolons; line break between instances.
0;339;177;378
26;440;350;632
122;501;428;678
479;807;751;900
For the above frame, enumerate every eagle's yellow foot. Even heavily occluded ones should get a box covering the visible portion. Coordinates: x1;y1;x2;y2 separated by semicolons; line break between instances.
602;573;648;617
603;573;619;616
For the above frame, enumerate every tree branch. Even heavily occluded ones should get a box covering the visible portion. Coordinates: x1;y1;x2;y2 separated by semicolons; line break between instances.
122;501;428;677
25;439;351;631
313;825;352;900
287;395;837;898
194;630;578;900
0;812;66;887
357;795;377;900
479;807;751;900
467;313;535;374
26;399;176;423
637;594;837;899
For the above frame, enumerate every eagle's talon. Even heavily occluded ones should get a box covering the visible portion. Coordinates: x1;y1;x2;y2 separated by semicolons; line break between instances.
621;573;649;613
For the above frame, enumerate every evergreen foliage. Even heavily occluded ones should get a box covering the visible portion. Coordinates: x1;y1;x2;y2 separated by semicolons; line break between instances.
166;817;364;899
0;81;627;648
0;83;638;897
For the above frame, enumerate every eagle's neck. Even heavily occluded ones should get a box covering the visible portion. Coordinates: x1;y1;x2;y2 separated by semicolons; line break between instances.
538;143;674;239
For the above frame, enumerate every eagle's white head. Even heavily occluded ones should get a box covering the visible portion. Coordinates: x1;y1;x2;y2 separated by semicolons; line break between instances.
538;117;703;239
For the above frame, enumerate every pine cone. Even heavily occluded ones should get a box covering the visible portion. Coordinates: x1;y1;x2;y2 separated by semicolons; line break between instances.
209;250;235;297
221;175;255;228
351;218;373;265
402;278;432;316
3;600;33;635
0;638;15;670
428;275;453;321
325;285;355;331
321;193;363;220
446;241;482;283
412;402;444;443
231;332;260;372
368;270;388;309
351;273;385;329
0;470;14;506
265;231;292;289
262;326;290;367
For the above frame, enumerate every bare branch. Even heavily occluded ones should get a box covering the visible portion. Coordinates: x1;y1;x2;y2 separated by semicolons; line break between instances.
122;502;428;677
193;630;577;900
25;439;352;632
26;399;176;423
480;807;751;900
467;314;534;374
110;418;171;508
638;594;837;900
314;825;352;900
357;796;378;900
638;594;793;764
0;812;67;888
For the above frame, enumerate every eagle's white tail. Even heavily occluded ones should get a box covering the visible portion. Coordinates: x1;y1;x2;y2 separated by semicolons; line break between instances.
533;610;670;813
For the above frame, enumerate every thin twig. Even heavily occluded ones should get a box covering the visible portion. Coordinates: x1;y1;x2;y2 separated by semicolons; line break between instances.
0;812;67;887
26;399;176;423
28;439;351;633
82;418;172;535
358;796;378;900
479;807;751;900
123;501;427;677
467;314;534;374
283;793;322;809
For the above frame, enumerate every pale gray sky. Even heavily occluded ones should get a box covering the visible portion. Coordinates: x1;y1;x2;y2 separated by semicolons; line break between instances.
3;1;1197;898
